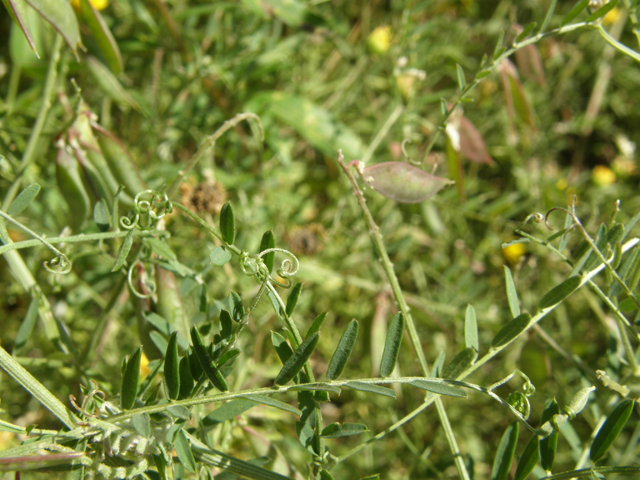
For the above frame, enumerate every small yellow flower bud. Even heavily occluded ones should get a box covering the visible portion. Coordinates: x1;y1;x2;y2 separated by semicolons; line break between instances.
70;0;109;13
592;165;616;186
502;242;526;264
367;26;391;54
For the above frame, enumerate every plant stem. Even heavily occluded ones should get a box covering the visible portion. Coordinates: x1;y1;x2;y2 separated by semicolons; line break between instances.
336;151;469;480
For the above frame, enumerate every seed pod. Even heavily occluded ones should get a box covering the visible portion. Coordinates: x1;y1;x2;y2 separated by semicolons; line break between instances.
565;386;596;419
56;146;91;230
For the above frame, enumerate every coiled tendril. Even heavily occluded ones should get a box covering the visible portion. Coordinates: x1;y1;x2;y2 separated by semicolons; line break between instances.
43;253;72;274
127;261;157;299
120;190;172;231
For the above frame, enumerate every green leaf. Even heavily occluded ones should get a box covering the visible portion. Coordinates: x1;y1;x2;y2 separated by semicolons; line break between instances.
13;297;38;354
345;381;397;399
198;283;208;314
456;63;466;90
111;229;134;272
539;398;560;470
220;202;235;245
490;313;531;349
163;332;180;401
464;305;478;352
203;399;256;426
306;312;327;338
515;22;537;43
190;326;228;392
220;310;233;340
561;0;591;26
86;56;139;110
538;0;558;33
504;266;521;317
121;346;142;410
360;476;381;480
210;246;232;266
229;291;244;322
23;0;81;56
132;413;150;437
241;394;302;416
79;0;122;74
271;331;294;365
327;319;359;380
146;237;177;261
442;347;477;379
585;0;618;22
590;399;635;462
174;429;197;473
409;379;467;398
319;470;335;480
274;332;319;385
493;29;505;60
0;346;77;429
178;356;194;399
514;435;539;480
491;422;519;480
286;282;303;317
440;97;448;116
538;276;582;309
380;312;404;377
431;351;446;377
93;198;110;232
321;423;369;438
290;383;341;394
3;0;39;55
259;229;276;273
7;183;40;216
619;295;640;312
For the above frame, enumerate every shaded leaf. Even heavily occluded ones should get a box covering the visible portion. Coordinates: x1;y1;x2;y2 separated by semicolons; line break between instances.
190;326;228;392
210;246;232;266
327;319;359;380
515;22;537;43
146;237;177;261
13;297;38;354
23;0;81;55
163;332;180;401
7;183;40;216
286;282;303;317
455;63;466;90
540;398;559;470
380;312;404;377
220;310;233;340
362;162;454;204
538;276;582;309
490;313;531;349
174;429;196;473
80;0;122;74
491;422;519;480
431;351;446;378
220;202;235;245
259;229;275;273
93;198;110;232
271;331;294;365
504;266;521;317
464;305;479;352
345;381;397;399
493;29;506;60
561;0;591;26
274;333;319;385
86;56;139;110
442;347;477;379
3;0;38;54
319;470;335;480
321;423;369;438
229;291;244;322
111;229;134;272
590;399;635;462
121;346;142;410
241;394;302;416
178;356;194;400
514;435;539;480
409;379;467;398
132;413;150;438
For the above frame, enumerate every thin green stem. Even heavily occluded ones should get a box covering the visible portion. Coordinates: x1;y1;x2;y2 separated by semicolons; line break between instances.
361;104;404;165
336;151;469;480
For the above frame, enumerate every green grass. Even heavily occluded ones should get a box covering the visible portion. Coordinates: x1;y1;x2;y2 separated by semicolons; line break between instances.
2;1;640;479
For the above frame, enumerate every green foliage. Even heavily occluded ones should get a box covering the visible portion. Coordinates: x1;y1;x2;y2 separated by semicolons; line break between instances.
2;0;640;479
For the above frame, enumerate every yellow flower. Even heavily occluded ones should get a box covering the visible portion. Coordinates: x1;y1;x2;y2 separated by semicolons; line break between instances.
140;352;151;377
592;165;616;186
603;6;621;25
502;242;526;264
367;26;391;54
70;0;109;13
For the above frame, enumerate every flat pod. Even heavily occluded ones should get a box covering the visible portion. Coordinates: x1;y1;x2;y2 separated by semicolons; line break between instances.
362;162;454;203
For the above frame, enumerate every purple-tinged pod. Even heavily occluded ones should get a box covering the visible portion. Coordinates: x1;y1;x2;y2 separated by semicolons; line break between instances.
362;162;454;203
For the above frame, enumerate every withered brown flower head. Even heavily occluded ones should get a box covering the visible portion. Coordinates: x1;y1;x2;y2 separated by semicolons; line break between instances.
286;224;326;256
180;180;227;215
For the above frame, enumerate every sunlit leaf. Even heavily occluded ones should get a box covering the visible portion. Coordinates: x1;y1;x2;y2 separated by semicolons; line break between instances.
306;312;327;338
362;162;454;204
286;282;303;317
274;333;319;385
491;422;519;480
561;0;591;26
241;394;302;416
504;266;520;318
321;423;369;438
490;313;531;349
132;413;150;438
24;0;81;56
442;347;477;379
210;246;232;266
203;399;256;426
174;429;196;473
345;381;397;399
92;198;110;232
538;276;582;309
464;305;479;352
590;399;635;462
111;229;134;272
3;0;38;54
409;379;467;398
326;319;359;380
7;183;40;216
